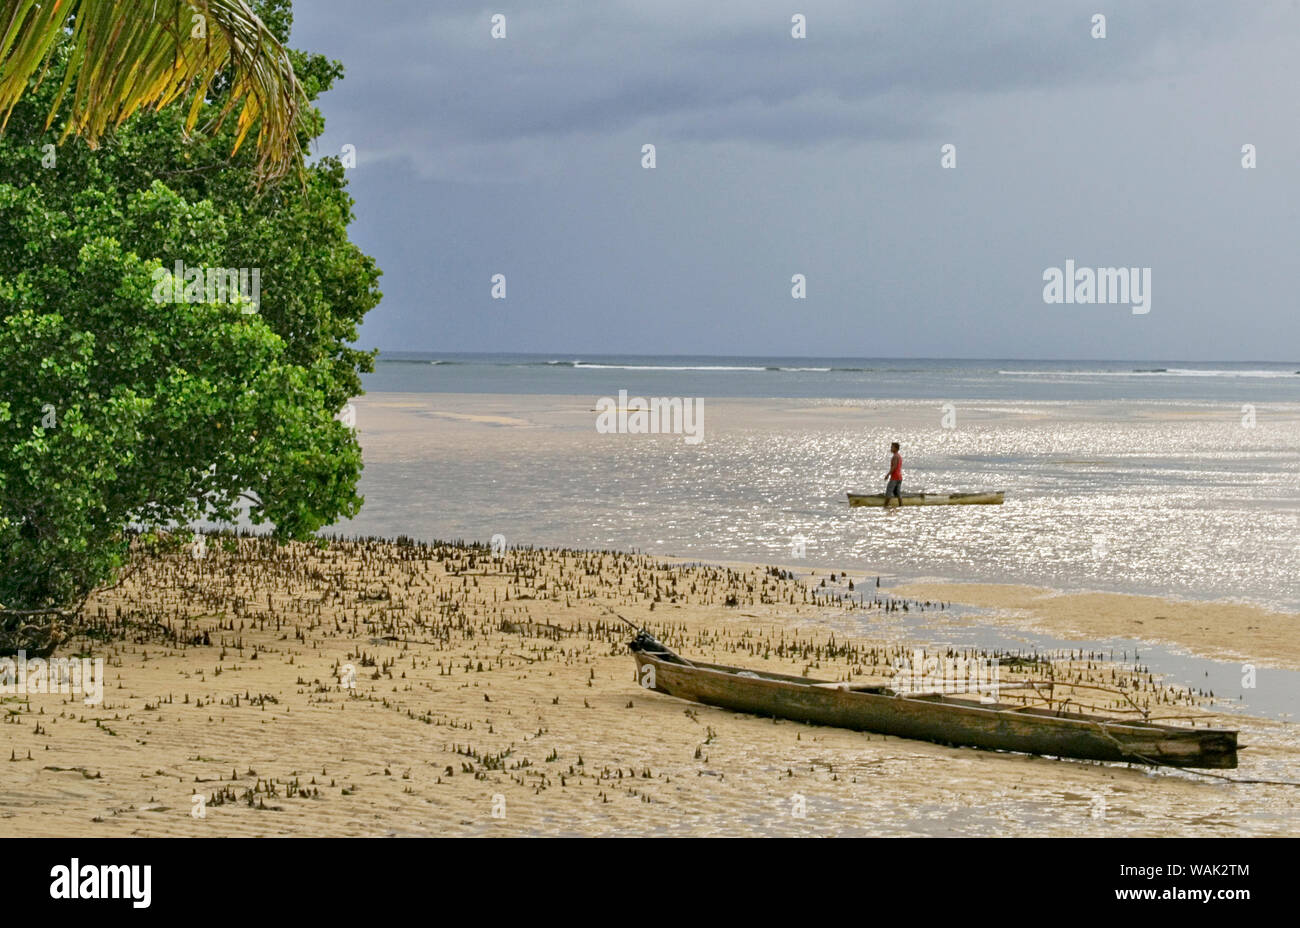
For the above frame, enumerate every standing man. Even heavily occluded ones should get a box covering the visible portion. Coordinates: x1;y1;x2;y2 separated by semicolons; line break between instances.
884;441;903;508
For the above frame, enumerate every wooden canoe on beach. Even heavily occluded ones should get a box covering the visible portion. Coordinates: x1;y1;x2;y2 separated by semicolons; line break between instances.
847;490;1004;506
628;634;1238;769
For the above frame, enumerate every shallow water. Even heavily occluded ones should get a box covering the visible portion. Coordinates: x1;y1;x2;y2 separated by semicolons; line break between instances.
336;393;1300;612
823;595;1300;720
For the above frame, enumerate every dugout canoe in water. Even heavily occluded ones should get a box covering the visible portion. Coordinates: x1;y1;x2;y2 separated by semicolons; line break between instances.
627;633;1237;769
847;490;1004;506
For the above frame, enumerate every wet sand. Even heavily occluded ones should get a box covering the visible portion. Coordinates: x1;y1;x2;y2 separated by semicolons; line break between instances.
2;538;1296;837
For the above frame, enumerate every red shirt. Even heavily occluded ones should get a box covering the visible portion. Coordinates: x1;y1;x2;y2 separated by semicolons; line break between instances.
889;453;902;481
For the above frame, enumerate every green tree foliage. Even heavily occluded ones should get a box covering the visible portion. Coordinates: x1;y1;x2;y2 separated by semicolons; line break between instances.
0;0;380;624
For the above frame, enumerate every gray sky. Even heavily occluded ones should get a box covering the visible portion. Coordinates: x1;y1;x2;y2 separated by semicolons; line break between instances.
291;0;1300;360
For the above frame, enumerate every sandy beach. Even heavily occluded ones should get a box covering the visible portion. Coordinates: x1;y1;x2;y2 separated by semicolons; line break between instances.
3;537;1296;837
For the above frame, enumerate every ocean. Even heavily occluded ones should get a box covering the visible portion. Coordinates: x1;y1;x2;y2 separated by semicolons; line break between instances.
364;353;1300;402
340;353;1300;612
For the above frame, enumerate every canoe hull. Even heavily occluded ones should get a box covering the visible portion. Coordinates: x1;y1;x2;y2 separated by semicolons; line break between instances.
631;651;1237;769
848;491;1004;507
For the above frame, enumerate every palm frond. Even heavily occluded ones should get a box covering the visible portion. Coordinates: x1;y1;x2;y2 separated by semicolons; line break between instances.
0;0;304;178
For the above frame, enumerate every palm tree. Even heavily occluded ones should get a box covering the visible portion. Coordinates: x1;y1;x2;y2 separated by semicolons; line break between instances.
0;0;303;176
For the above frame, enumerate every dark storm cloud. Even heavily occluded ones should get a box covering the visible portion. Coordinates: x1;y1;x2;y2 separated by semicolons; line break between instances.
297;0;1254;167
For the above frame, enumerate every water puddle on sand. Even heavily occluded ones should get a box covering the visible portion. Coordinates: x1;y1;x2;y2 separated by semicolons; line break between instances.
809;590;1299;721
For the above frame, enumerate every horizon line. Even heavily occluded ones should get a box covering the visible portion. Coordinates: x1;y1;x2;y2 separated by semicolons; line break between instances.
366;349;1299;365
